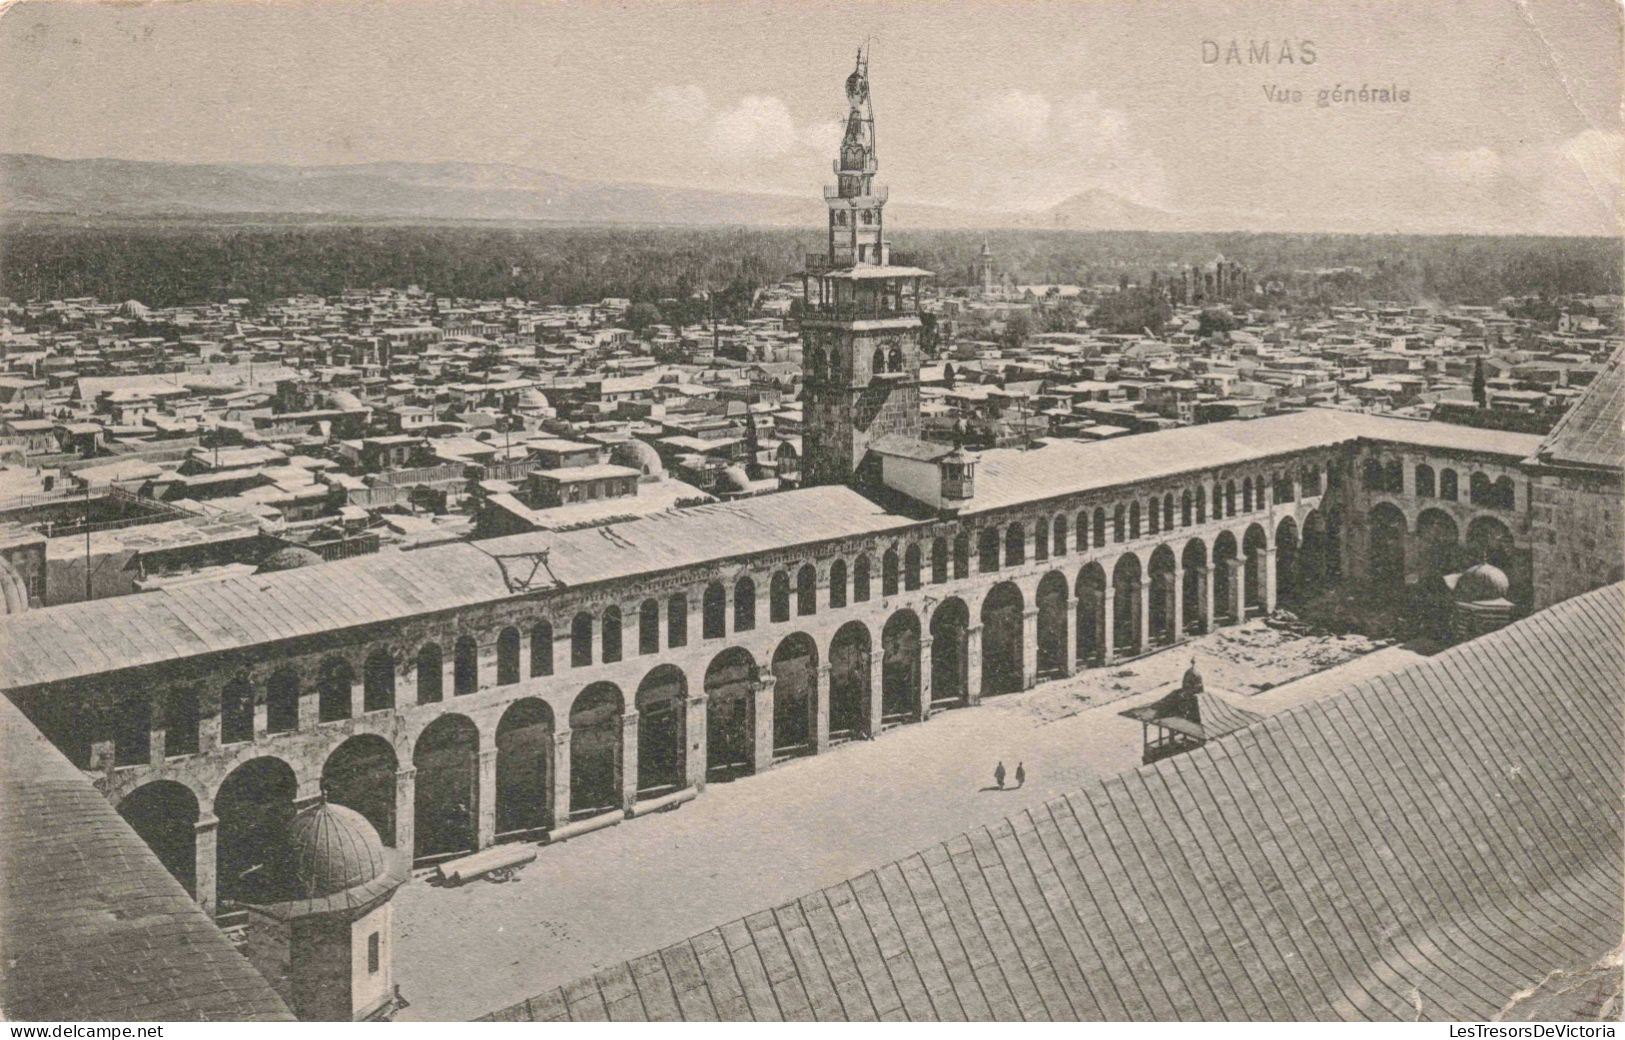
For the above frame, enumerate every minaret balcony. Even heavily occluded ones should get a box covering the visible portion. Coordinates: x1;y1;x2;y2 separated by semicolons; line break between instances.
824;185;887;204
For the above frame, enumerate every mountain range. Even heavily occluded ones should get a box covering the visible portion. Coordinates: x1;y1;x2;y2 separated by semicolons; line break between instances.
0;153;1233;232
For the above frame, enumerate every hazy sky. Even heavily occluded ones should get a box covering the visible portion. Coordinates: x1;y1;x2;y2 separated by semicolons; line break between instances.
1;0;1619;234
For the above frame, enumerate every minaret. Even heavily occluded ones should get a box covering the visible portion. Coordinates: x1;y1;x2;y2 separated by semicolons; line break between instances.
978;237;996;296
801;47;933;487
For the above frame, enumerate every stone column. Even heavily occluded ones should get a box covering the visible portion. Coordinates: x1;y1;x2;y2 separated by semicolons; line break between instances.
685;695;708;790
752;676;776;771
965;624;983;704
1101;588;1116;662
551;729;572;825
350;672;365;719
1021;607;1039;689
298;686;319;732
1171;564;1185;642
198;703;220;754
476;748;497;848
393;768;416;869
1262;546;1279;614
1135;578;1149;655
866;649;885;737
619;710;640;810
148;714;166;764
814;665;832;752
916;637;933;721
1199;565;1215;634
194;814;218;917
253;699;269;741
1224;558;1243;623
1059;601;1075;678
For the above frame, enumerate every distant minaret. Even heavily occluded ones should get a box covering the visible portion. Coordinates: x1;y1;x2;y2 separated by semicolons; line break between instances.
978;237;996;296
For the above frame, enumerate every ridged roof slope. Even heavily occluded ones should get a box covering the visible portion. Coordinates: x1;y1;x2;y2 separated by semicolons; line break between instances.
487;584;1624;1022
1530;347;1624;472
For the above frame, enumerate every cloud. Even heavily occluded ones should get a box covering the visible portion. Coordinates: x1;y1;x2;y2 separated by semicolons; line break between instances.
647;83;709;127
706;95;799;160
1425;130;1622;235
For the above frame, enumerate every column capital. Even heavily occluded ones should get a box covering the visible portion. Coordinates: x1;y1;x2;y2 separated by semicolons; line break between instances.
478;747;498;764
195;813;219;833
395;767;418;782
621;710;640;729
687;693;709;706
553;728;573;747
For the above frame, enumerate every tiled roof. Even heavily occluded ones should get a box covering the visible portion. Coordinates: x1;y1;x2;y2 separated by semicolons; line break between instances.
0;697;293;1021
487;584;1624;1022
1531;347;1624;472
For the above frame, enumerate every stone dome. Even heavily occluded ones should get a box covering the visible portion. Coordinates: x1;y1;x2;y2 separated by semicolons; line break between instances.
610;439;664;478
1454;562;1510;602
285;802;392;902
519;388;551;411
255;546;324;574
718;464;752;493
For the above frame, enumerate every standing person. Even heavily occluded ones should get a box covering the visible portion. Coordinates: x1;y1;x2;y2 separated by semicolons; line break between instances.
1015;762;1026;788
994;761;1006;789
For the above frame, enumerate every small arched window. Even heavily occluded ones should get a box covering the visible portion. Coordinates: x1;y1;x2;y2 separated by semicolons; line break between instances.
601;606;622;663
530;623;553;676
734;576;756;631
882;547;900;597
829;558;848;608
454;636;479;694
703;581;727;639
853;556;872;602
571;613;593;667
770;571;791;622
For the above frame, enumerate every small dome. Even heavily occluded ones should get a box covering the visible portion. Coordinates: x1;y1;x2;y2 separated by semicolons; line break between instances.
610;439;664;478
286;802;392;901
1454;562;1510;602
718;464;752;492
326;389;364;412
256;546;324;573
1181;659;1204;695
519;388;550;410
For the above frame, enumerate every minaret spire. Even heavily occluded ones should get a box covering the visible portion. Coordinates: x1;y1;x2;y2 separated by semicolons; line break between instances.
825;43;887;268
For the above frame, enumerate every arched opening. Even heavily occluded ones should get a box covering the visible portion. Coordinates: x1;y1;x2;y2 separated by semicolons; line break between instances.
1148;545;1178;646
1415;464;1436;498
881;610;921;724
1416;509;1461;583
413;714;478;861
1225;481;1237;516
1112;554;1143;654
221;676;254;745
1492;476;1515;511
1163;493;1175;531
1053;514;1068;555
267;670;299;733
215;757;297;910
1181;539;1207;634
978;527;1000;572
455;634;479;693
770;571;791;622
929;598;970;708
570;613;593;667
322;734;397;847
639;599;660;654
882;547;900;596
1439;468;1459;501
1213;531;1239;625
1122;503;1135;541
733;576;756;631
852;554;871;601
318;657;353;722
1148;498;1159;535
119;781;199;897
1383;460;1403;494
771;635;817;757
1075;563;1107;665
1469;471;1493;507
703;581;727;638
1274;517;1300;605
364;649;396;710
953;532;970;579
416;644;444;704
1368;503;1408;586
828;559;848;608
931;537;949;584
1242;524;1269;615
161;688;198;758
980;581;1024;696
493;628;519;685
829;621;872;741
1466;515;1526;607
705;648;758;779
903;543;922;591
1298;509;1330;599
667;594;688;647
797;564;818;615
635;666;687;795
496;699;553;837
1181;491;1193;527
569;682;623;816
1242;477;1254;513
1092;507;1107;546
601;606;623;663
1034;520;1050;560
1036;571;1069;679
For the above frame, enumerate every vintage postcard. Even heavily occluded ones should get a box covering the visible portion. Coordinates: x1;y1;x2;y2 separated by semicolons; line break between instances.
0;0;1620;1028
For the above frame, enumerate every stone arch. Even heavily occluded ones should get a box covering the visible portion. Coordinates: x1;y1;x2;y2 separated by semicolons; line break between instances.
1148;544;1178;646
980;581;1024;696
413;714;478;860
1439;467;1459;501
771;634;818;757
1163;493;1175;531
881;609;921;723
1034;518;1051;560
1092;507;1106;547
1225;480;1237;516
220;676;254;746
1128;501;1141;539
322;734;397;847
733;576;756;631
454;634;479;693
1415;463;1436;498
1466;515;1525;605
1242;476;1255;512
829;621;872;741
903;542;923;591
852;554;872;602
1112;553;1143;654
1148;497;1160;536
1213;530;1239;624
1416;508;1462;582
1181;490;1193;527
929;597;971;708
569;682;624;816
119;781;200;898
703;580;727;638
882;546;900;596
953;531;971;579
705;648;758;778
1298;508;1331;599
601;606;623;663
1004;523;1026;566
1036;570;1069;679
214;756;297;909
1492;475;1515;510
1113;504;1127;542
797;563;818;615
1274;516;1301;605
266;669;299;733
1368;502;1408;586
635;666;687;795
416;643;444;704
493;627;520;685
1181;538;1207;634
1052;514;1069;555
638;598;661;655
978;527;1000;572
317;656;353;722
364;647;397;710
930;537;949;584
1075;561;1108;665
828;558;848;608
770;570;792;623
667;593;688;648
1242;523;1270;614
495;698;553;837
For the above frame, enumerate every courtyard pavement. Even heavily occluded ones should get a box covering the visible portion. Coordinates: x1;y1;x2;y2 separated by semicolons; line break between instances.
392;621;1422;1021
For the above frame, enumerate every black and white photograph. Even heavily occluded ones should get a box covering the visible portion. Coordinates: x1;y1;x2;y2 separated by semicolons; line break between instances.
0;0;1621;1027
